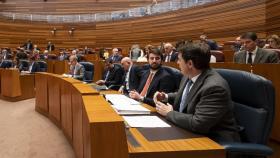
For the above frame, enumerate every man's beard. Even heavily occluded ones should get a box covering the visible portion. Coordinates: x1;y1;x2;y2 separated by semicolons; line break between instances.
150;63;161;70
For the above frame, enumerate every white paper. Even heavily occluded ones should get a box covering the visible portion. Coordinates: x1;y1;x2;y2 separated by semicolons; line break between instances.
123;116;171;128
105;94;140;106
112;104;150;115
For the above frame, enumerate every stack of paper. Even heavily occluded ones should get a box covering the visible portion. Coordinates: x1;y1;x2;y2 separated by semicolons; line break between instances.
123;116;171;128
113;104;150;115
105;94;140;105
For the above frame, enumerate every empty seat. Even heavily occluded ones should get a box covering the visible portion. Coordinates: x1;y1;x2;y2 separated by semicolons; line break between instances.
79;62;94;83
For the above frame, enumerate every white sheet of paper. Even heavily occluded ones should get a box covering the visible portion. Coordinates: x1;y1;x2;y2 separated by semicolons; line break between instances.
112;104;150;115
105;94;140;106
123;116;171;128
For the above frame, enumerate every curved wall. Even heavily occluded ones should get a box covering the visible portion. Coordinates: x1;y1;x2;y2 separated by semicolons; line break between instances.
0;0;276;51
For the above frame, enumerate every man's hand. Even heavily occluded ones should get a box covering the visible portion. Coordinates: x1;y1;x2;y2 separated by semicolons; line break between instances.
153;91;167;103
96;80;105;85
129;90;142;101
155;101;173;116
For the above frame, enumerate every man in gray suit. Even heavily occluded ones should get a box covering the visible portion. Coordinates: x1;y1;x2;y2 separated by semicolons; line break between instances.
69;55;85;81
234;32;279;64
154;43;240;142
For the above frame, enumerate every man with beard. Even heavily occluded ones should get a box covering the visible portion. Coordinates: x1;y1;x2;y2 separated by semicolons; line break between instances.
129;48;175;106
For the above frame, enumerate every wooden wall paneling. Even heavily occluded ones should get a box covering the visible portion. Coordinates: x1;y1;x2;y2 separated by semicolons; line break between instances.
0;69;2;95
0;0;268;49
266;0;280;35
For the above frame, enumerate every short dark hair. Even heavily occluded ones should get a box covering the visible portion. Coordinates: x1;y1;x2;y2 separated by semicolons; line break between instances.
178;43;211;70
241;32;258;41
147;48;163;60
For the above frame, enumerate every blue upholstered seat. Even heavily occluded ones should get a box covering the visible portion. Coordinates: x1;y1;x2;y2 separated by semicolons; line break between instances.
216;69;274;158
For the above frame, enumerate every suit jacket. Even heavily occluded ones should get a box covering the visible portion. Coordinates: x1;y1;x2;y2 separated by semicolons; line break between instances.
166;69;240;142
70;63;85;80
108;55;122;62
47;44;55;51
0;60;13;68
29;62;40;73
234;48;279;64
163;51;178;62
122;65;143;94
206;39;218;50
103;64;125;88
138;67;176;106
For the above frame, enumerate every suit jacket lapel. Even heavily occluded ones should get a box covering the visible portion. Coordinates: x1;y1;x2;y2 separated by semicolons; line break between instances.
254;48;263;64
184;70;209;111
146;69;161;95
241;52;246;63
138;70;149;92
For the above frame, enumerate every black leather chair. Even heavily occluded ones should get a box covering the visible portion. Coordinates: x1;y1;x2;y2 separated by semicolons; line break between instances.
37;61;48;72
0;60;13;68
163;66;183;91
19;60;29;71
216;69;274;158
107;63;124;90
79;62;94;83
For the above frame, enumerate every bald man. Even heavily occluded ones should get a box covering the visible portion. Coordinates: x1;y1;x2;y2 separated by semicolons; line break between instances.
119;57;143;94
163;43;178;62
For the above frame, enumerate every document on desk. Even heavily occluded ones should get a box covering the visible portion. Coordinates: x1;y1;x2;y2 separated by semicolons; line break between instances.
112;104;150;115
123;116;171;128
105;94;140;105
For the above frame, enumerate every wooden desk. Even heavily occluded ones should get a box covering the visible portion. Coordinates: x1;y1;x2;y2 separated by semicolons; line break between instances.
0;69;35;101
35;72;225;158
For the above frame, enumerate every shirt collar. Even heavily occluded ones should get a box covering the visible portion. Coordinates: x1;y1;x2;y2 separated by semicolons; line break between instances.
247;46;258;55
189;73;201;84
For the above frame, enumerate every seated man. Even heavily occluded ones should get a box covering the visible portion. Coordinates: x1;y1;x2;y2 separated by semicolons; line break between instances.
234;32;279;64
129;48;175;106
68;55;85;80
154;43;240;142
163;43;178;62
21;55;40;73
108;48;122;62
119;57;143;94
96;58;124;90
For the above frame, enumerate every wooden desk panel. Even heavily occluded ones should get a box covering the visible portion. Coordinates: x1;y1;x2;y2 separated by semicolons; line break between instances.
72;84;98;158
35;73;49;115
54;61;68;75
48;74;62;126
1;69;21;97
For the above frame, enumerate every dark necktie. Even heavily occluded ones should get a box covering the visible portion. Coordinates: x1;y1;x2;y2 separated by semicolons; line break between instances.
179;80;193;112
247;52;253;64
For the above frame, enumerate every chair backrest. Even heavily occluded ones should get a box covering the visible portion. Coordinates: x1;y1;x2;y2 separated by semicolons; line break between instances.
0;60;13;68
210;50;225;62
19;60;29;71
163;66;183;91
265;49;280;59
79;62;94;82
36;61;47;72
216;69;275;144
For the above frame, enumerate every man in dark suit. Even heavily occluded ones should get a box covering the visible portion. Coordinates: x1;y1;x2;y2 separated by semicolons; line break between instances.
23;39;34;51
163;43;178;62
96;58;125;90
46;41;55;52
234;32;279;64
129;48;175;106
21;55;40;73
154;43;240;143
108;48;122;63
119;57;143;94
